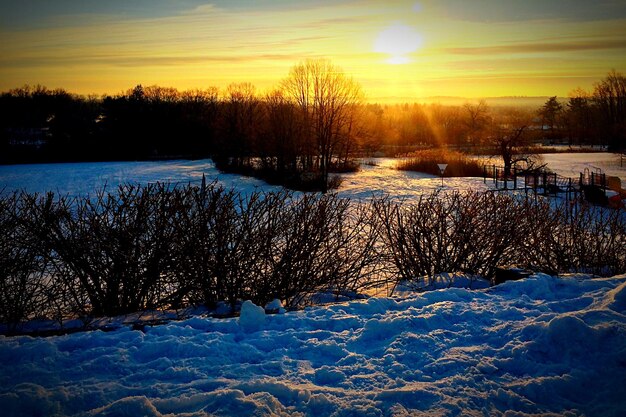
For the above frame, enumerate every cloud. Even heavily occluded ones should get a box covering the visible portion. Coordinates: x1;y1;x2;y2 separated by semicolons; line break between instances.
0;53;315;69
446;40;626;55
0;0;213;29
427;0;626;23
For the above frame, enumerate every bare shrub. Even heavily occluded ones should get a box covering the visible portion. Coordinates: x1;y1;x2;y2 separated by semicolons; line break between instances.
172;185;383;309
19;184;180;317
324;201;384;296
0;192;52;332
374;193;461;286
459;192;545;279
258;194;381;307
2;179;623;330
524;202;626;276
170;184;277;309
373;191;554;287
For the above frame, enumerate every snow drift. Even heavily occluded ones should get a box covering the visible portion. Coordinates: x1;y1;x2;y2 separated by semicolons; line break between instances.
1;273;625;416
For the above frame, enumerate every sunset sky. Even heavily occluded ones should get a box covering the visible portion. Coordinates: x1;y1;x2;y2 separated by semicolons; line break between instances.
1;0;625;102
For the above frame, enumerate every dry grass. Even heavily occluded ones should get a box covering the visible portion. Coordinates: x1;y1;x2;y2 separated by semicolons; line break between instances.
396;148;484;177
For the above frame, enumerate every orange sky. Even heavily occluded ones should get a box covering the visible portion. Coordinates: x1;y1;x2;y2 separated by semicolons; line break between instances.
1;0;625;102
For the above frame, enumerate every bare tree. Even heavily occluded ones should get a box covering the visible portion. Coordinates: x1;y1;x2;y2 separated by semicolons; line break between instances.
218;82;260;168
593;70;626;151
463;100;491;146
489;108;543;177
282;59;363;191
262;89;304;174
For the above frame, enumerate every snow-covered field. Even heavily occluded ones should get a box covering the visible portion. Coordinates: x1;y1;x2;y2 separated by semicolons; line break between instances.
1;153;624;199
1;274;625;416
477;152;626;184
0;158;494;200
0;159;273;198
542;152;626;182
1;154;626;416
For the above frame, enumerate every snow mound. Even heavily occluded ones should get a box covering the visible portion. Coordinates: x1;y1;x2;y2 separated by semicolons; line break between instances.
393;272;490;296
264;299;286;314
603;280;626;314
1;274;626;416
238;300;266;332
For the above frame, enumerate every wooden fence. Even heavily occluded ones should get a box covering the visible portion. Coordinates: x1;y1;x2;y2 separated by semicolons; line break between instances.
483;164;607;204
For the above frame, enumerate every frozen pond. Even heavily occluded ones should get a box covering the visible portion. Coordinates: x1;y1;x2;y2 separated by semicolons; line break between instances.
1;152;624;198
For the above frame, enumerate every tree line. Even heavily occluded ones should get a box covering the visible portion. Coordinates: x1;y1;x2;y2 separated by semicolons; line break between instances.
537;70;626;150
2;183;624;333
1;63;624;190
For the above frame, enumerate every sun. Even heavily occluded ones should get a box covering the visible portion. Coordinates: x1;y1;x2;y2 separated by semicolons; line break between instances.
374;23;423;64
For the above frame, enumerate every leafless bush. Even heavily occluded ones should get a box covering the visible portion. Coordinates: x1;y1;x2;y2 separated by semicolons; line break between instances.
251;193;338;307
524;202;626;276
172;185;282;309
18;184;181;317
168;185;383;309
459;192;546;279
0;192;53;332
255;194;382;307
2;182;623;329
324;201;384;296
373;191;559;286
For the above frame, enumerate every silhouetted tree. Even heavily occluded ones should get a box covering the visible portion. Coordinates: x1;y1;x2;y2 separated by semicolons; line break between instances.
564;88;595;146
593;70;626;151
489;109;543;177
217;82;260;168
538;96;563;141
261;89;303;176
463;100;491;146
282;59;363;191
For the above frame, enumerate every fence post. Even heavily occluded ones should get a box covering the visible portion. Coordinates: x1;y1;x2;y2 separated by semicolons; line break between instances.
533;172;536;194
524;173;528;196
568;178;572;202
513;167;517;189
504;167;508;190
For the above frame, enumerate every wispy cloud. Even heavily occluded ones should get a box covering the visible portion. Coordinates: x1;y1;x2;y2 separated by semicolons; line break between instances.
426;0;626;23
0;53;315;69
446;40;626;55
1;0;625;98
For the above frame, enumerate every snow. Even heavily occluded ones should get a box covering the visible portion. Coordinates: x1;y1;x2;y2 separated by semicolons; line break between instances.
335;158;494;200
265;299;286;314
1;273;625;416
0;157;491;201
0;159;276;198
1;155;626;415
541;152;626;183
392;272;491;297
1;153;623;200
477;152;626;184
239;301;266;332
